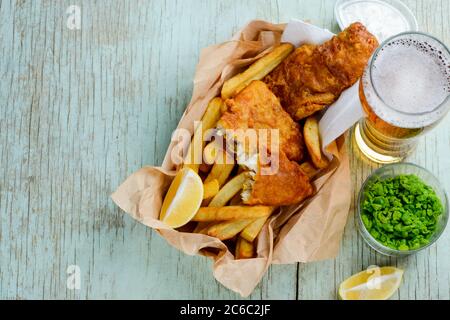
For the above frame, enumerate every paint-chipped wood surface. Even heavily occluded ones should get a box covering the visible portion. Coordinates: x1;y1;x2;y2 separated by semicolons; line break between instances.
0;0;449;299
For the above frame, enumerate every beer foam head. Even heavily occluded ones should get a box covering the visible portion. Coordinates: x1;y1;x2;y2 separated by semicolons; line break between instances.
367;33;450;128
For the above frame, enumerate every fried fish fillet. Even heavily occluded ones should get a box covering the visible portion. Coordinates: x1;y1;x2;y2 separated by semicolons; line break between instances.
217;80;304;162
264;22;379;120
241;151;313;206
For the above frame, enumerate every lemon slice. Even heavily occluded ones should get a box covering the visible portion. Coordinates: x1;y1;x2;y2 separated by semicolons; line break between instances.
339;266;403;300
160;168;203;228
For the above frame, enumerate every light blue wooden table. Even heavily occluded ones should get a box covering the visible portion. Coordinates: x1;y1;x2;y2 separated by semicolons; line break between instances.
0;0;449;299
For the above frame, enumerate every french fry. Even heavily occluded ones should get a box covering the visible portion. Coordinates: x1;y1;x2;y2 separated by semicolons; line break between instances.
221;43;294;99
193;222;214;234
203;140;220;164
205;163;235;187
208;172;248;207
220;100;228;114
183;97;224;172
203;179;220;199
235;237;255;259
193;205;273;222
240;215;270;242
216;164;235;187
207;219;254;240
299;161;319;179
304;116;329;169
204;149;235;186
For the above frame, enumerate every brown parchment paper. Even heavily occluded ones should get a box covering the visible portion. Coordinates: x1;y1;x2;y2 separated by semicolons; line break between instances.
111;20;351;297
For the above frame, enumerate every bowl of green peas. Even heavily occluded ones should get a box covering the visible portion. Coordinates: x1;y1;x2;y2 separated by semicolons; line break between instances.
357;163;448;256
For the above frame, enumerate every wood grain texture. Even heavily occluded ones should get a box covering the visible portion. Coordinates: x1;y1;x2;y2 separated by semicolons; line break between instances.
0;0;448;299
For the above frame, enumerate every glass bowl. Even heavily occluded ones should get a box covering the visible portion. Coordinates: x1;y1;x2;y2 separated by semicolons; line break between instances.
334;0;419;42
357;163;448;257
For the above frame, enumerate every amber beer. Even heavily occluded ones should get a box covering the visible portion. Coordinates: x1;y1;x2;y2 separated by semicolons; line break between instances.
355;32;450;163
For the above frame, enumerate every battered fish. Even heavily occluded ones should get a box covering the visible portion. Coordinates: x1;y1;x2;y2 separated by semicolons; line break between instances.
241;151;314;206
217;80;304;162
264;22;379;120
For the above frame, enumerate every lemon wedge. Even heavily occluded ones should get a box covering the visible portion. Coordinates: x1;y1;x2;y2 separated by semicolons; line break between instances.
160;168;203;228
339;266;403;300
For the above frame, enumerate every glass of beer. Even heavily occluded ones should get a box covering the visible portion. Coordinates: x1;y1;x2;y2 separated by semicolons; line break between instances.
354;32;450;164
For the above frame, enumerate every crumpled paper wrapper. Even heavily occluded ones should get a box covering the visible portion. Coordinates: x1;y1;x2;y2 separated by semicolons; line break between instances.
111;20;351;297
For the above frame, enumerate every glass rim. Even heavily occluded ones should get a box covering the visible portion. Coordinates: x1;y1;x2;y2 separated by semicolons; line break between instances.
357;162;449;256
368;31;450;117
